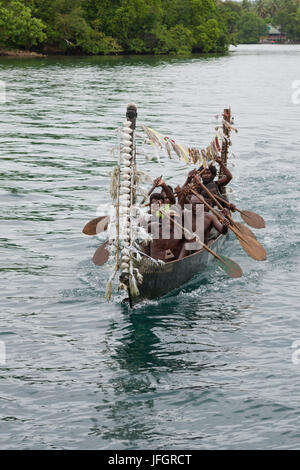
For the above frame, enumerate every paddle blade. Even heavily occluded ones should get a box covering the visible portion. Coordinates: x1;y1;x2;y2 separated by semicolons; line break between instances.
237;234;267;261
240;210;265;229
234;221;257;240
83;216;110;235
93;241;110;266
215;255;243;278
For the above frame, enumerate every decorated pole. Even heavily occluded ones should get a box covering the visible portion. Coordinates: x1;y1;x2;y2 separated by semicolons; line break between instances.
219;108;231;194
118;104;138;307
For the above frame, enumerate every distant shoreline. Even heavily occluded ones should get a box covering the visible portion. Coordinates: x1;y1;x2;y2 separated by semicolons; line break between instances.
1;43;299;59
0;49;46;58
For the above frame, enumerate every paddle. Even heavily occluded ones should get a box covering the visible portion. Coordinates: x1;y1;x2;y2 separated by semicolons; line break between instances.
82;215;110;236
234;221;257;240
200;191;258;240
92;240;110;266
214;194;265;229
160;209;243;279
188;186;267;261
193;180;261;242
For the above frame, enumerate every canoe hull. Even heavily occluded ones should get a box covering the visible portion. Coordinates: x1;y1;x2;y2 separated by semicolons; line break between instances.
132;234;227;305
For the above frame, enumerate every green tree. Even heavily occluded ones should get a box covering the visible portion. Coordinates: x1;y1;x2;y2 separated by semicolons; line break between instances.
0;0;234;55
218;1;243;44
0;0;46;49
194;18;224;52
153;23;196;54
236;11;268;43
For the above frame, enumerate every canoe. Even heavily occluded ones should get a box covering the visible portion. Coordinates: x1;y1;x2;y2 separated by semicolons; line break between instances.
132;232;228;305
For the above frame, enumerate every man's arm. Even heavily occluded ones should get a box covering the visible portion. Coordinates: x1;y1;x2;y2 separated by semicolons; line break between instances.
182;169;197;188
209;213;230;235
158;179;176;204
215;157;232;187
175;185;189;209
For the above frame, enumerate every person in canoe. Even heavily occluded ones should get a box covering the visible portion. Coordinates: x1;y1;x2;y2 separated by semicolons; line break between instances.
149;192;165;218
189;194;230;244
152;176;176;205
142;195;187;262
193;173;236;211
178;193;230;256
170;186;230;252
200;157;232;192
182;157;232;200
147;209;188;262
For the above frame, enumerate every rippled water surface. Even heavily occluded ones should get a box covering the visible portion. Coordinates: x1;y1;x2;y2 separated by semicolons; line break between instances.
0;44;300;449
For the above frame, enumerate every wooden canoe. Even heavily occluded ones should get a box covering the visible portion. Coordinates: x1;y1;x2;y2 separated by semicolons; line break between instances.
132;232;228;305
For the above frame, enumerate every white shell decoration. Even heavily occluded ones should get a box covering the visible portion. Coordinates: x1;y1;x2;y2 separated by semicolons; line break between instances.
120;187;130;194
120;181;131;187
122;132;131;139
121;167;131;174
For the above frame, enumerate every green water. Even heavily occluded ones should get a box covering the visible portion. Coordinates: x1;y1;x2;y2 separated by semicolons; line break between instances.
0;45;300;449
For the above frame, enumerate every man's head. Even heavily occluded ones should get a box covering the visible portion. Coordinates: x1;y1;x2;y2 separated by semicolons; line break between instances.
200;164;217;184
150;192;164;214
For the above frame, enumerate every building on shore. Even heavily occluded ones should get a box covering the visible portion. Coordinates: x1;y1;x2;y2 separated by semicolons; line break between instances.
260;24;287;43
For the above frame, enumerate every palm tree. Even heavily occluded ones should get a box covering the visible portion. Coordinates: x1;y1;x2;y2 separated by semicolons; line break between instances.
256;0;268;18
266;0;279;18
241;0;252;12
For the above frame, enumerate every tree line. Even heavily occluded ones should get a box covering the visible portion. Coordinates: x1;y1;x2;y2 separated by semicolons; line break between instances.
0;0;299;55
230;0;300;44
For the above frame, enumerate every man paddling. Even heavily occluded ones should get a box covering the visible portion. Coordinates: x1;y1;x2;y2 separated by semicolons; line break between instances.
184;194;230;247
200;157;232;191
184;157;232;199
194;174;236;211
148;210;188;262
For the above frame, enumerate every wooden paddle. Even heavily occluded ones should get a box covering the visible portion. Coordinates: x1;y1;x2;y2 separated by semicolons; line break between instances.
193;181;261;243
92;240;110;266
82;215;110;236
204;194;258;240
189;186;267;261
234;221;257;240
214;194;265;229
160;209;243;278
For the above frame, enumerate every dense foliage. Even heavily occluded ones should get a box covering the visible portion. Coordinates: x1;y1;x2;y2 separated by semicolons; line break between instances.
0;0;299;55
220;0;300;44
0;0;231;54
